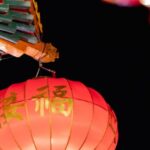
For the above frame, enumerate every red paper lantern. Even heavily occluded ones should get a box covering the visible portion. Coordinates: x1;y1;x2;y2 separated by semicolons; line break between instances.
0;77;118;150
103;0;140;6
140;0;150;7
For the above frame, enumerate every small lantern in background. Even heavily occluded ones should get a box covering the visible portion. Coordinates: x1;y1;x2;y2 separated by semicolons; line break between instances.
140;0;150;6
102;0;140;7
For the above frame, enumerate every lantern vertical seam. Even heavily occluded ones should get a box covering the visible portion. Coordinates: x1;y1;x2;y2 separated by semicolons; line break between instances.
24;79;38;150
3;113;22;150
104;110;114;150
46;77;52;150
107;109;118;150
69;97;108;111
2;86;22;150
78;86;95;150
63;79;74;150
107;138;115;150
95;104;110;150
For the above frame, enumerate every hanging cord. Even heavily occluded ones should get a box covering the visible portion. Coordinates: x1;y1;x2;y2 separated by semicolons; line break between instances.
0;51;13;61
35;61;56;78
0;56;13;61
35;43;56;78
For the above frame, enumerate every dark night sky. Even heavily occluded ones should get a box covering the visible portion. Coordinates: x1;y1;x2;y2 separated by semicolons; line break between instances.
0;0;149;149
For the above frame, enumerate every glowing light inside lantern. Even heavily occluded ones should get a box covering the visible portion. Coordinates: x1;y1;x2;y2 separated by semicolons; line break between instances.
140;0;150;6
103;0;140;6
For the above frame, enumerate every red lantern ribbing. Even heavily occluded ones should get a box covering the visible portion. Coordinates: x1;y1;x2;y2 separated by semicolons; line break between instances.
0;77;118;150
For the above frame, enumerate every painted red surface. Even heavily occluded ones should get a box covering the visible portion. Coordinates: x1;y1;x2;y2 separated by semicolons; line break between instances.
0;0;3;4
0;77;118;150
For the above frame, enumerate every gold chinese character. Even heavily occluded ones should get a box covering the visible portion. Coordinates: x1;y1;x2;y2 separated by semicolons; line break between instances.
51;98;73;117
34;98;50;117
32;85;50;117
0;92;24;128
32;85;48;99
33;85;73;117
53;86;67;97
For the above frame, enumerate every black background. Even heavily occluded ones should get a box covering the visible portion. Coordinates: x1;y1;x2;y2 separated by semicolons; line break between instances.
0;0;149;149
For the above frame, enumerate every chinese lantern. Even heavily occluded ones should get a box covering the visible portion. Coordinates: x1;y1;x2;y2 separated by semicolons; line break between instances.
103;0;140;6
140;0;150;6
0;77;118;150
